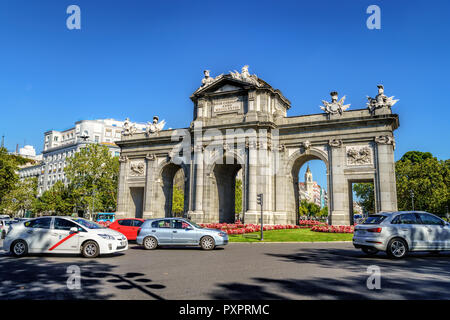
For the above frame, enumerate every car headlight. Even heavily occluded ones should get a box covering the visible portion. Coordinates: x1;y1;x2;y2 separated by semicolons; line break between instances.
218;232;227;237
98;234;115;240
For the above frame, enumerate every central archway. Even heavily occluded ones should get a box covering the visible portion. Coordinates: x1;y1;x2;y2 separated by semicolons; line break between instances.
286;149;329;224
213;163;242;223
204;152;246;223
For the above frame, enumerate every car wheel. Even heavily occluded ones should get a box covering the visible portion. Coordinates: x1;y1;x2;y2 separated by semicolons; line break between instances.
143;236;158;250
362;247;379;255
200;236;215;250
11;240;28;257
81;241;100;258
386;238;408;259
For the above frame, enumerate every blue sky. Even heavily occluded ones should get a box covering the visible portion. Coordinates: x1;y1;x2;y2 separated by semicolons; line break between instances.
1;0;449;190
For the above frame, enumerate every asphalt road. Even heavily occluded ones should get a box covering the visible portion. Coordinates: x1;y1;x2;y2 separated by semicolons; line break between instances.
0;240;449;299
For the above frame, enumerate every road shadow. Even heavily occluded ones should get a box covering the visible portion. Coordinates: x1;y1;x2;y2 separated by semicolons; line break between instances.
0;255;165;300
209;247;450;300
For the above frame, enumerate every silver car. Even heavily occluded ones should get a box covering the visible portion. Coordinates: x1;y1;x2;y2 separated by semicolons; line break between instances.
136;218;228;250
353;211;450;258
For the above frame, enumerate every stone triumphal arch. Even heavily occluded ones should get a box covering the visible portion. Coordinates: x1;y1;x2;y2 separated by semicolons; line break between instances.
116;66;399;225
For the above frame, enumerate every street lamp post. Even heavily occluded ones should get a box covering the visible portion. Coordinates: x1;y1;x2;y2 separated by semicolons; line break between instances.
410;190;415;211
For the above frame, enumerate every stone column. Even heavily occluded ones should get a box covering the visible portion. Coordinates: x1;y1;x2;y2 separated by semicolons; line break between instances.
245;141;259;223
328;139;350;225
116;155;129;219
190;145;204;222
143;154;157;219
274;144;289;223
375;136;398;211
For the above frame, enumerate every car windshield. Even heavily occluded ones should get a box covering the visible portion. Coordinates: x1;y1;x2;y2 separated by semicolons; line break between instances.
73;218;105;229
362;215;387;225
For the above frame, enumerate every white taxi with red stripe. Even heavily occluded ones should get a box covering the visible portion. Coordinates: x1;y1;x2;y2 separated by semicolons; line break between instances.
3;216;128;258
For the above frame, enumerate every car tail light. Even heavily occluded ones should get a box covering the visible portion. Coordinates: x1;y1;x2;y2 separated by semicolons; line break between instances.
367;227;382;233
137;227;141;236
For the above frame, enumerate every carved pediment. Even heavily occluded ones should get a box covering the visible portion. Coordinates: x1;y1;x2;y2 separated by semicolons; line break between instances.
214;84;242;93
192;75;258;99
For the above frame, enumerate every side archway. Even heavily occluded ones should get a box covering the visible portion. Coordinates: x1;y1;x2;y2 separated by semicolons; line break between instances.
284;148;329;224
154;158;190;218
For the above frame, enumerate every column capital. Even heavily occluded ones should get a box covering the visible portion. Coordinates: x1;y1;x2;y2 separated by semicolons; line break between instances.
374;135;395;149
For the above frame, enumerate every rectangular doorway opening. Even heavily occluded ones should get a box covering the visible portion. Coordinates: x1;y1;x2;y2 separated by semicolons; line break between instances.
130;187;144;218
349;180;376;225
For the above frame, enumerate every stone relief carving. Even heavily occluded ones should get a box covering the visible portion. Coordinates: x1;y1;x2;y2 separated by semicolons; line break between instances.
320;91;350;115
129;160;145;176
122;118;137;136
302;140;312;150
145;153;156;161
328;139;343;148
375;135;396;150
118;155;128;163
367;85;399;115
146;116;166;135
346;146;373;166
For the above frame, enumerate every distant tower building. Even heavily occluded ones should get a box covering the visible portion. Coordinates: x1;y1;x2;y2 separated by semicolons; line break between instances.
299;164;327;208
304;165;314;202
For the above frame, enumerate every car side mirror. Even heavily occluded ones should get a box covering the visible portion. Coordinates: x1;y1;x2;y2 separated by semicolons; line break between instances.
186;226;194;230
70;227;78;233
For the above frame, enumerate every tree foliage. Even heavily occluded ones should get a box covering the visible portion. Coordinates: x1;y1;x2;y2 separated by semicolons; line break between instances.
33;181;74;215
318;206;328;217
352;183;375;214
0;147;19;209
172;185;184;217
299;200;321;216
0;177;37;216
235;178;242;215
396;152;449;214
64;144;119;215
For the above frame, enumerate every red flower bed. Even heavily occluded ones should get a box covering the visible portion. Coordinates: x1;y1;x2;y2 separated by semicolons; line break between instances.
310;225;354;234
298;220;327;227
199;223;302;235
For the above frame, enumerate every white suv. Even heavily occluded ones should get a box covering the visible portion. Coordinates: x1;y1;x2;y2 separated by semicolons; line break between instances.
353;211;450;258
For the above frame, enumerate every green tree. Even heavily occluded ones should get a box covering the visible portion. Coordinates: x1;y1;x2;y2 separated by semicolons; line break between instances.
235;179;242;216
0;147;19;210
318;206;328;217
352;183;375;214
172;185;184;217
396;153;449;214
1;177;37;216
298;200;320;216
64;144;119;218
33;181;74;215
399;151;433;164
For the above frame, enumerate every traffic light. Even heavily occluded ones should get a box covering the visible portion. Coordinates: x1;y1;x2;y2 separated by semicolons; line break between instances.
257;193;263;206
